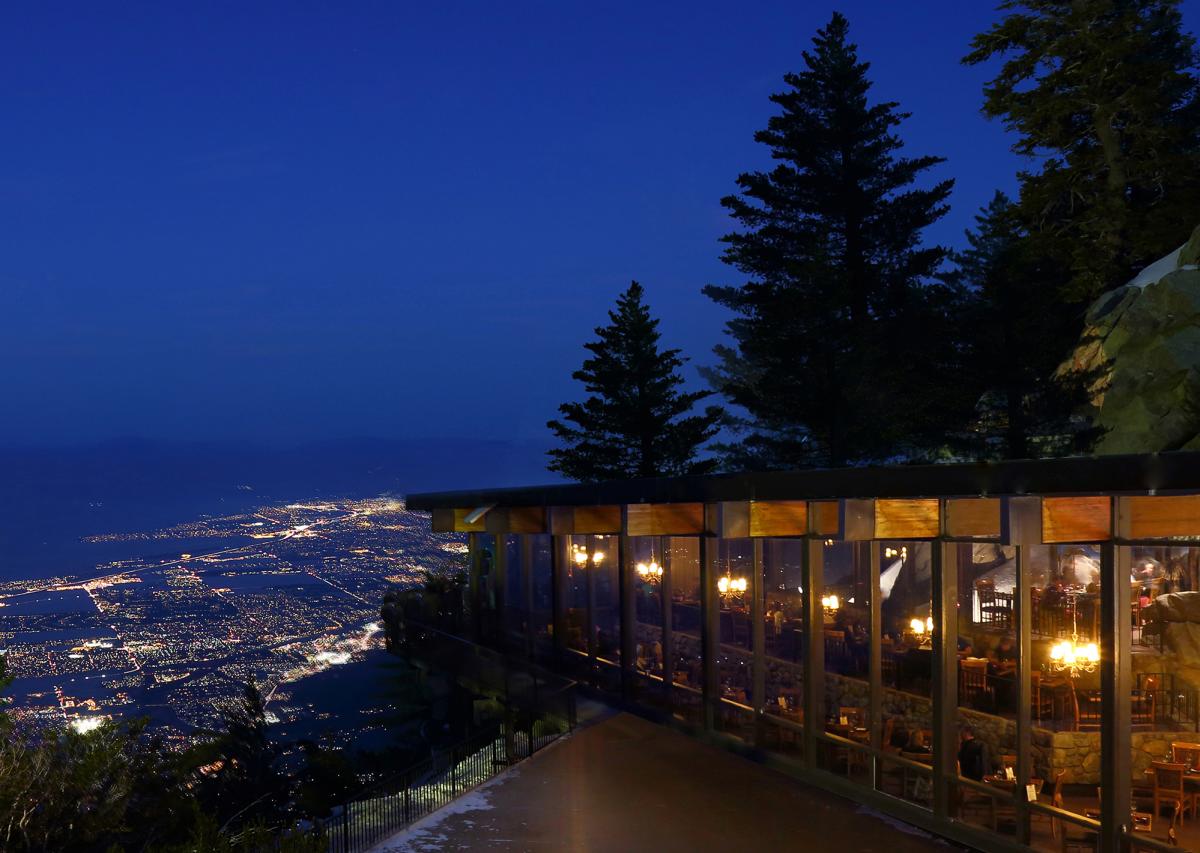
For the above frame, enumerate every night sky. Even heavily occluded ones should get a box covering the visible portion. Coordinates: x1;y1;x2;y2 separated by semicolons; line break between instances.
5;1;1198;447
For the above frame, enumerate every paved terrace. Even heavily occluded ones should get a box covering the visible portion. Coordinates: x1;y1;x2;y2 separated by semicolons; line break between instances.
372;711;959;853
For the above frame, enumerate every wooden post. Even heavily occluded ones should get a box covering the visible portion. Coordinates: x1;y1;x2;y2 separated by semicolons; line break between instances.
932;540;959;819
1099;542;1132;853
551;536;568;660
585;536;596;668
752;537;766;748
468;532;482;642
700;534;719;732
619;511;636;704
802;537;825;767
868;541;883;787
493;535;507;647
662;536;675;711
521;534;534;659
1015;544;1032;844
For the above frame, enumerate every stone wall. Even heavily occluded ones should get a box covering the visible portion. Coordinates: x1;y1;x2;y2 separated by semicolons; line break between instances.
1038;729;1183;784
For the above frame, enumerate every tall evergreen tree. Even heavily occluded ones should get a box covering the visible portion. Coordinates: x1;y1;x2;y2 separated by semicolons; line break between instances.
965;0;1200;302
704;12;967;469
957;192;1090;458
547;281;721;481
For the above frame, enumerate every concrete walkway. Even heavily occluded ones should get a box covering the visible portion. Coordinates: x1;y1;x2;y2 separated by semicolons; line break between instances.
371;712;960;853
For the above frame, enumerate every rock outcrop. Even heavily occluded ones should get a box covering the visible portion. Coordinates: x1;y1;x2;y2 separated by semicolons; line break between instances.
1064;224;1200;453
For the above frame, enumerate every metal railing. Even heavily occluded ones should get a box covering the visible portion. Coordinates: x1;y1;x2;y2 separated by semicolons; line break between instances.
325;717;569;853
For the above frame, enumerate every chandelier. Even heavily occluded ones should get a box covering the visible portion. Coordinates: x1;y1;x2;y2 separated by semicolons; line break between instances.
571;543;605;567
717;573;748;602
821;593;840;617
635;559;663;584
1049;594;1099;677
909;616;933;636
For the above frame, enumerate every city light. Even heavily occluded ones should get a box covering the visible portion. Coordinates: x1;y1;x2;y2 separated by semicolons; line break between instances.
70;717;105;735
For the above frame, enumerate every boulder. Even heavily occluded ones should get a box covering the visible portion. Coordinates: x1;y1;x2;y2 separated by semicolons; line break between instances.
1063;225;1200;453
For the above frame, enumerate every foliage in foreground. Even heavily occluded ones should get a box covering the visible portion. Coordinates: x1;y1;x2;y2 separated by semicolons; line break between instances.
0;665;331;853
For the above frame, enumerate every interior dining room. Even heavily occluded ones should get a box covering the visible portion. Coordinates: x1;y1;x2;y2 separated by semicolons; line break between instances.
408;451;1200;853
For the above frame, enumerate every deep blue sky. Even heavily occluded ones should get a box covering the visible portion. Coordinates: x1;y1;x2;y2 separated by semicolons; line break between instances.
4;1;1197;447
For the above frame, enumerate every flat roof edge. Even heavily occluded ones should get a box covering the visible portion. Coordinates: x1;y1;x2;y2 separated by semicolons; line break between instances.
404;451;1200;510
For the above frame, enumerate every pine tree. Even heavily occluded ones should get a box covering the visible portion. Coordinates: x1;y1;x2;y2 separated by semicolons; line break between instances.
965;0;1200;302
547;281;722;481
956;192;1088;458
704;12;966;469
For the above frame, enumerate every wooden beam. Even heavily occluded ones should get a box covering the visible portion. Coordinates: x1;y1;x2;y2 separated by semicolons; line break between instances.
549;505;622;535
840;499;875;541
1001;496;1041;546
1042;496;1112;543
874;498;940;539
1119;494;1200;540
484;506;547;534
944;498;1001;539
707;501;750;538
748;500;808;537
809;501;840;537
625;502;704;536
431;507;486;533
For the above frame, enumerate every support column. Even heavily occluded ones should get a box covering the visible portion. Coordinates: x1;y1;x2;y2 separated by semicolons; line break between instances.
752;538;766;747
493;535;508;647
661;536;675;711
802;538;825;766
868;541;882;786
521;535;534;660
468;532;482;642
1100;542;1132;853
932;540;959;819
551;536;568;660
700;534;719;732
619;517;636;704
585;537;596;667
1014;544;1033;844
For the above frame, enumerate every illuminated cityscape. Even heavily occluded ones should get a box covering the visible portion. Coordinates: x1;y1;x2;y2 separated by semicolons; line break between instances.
0;497;463;750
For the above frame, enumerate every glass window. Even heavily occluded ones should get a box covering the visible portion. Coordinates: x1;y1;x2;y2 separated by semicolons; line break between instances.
762;538;804;762
819;541;871;784
667;537;704;726
715;538;754;742
631;536;668;713
530;535;554;656
877;540;934;810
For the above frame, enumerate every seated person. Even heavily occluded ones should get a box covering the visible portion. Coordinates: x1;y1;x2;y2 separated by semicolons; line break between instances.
989;634;1017;669
957;726;989;781
905;729;932;754
957;636;974;658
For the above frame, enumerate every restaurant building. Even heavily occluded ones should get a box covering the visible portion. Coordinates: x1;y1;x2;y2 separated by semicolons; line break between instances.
405;452;1200;853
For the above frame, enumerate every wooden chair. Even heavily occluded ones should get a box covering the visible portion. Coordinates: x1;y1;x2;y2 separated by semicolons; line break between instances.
1172;741;1200;770
1069;685;1103;731
959;658;992;709
1035;769;1066;841
976;579;1001;625
1150;761;1193;822
824;629;848;671
1031;671;1054;723
957;778;997;831
838;705;865;727
1170;743;1200;815
1132;674;1158;727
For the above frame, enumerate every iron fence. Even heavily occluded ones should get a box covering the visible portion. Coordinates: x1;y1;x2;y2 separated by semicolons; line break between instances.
324;717;569;853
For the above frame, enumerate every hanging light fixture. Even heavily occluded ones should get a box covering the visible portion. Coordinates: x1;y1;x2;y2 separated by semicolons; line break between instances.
717;573;748;602
571;542;605;567
821;593;840;617
1049;593;1099;677
636;558;663;584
